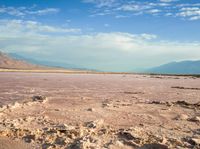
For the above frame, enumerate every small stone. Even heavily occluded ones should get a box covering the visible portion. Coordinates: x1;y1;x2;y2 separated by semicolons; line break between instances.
87;108;95;112
0;105;8;112
12;102;21;109
175;114;189;120
22;134;35;143
54;137;66;145
86;119;104;128
32;95;47;103
140;143;168;149
102;103;111;108
189;116;200;122
42;143;56;149
191;138;200;145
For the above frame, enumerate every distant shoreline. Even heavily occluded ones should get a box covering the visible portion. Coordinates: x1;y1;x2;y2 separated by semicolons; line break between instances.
0;68;200;77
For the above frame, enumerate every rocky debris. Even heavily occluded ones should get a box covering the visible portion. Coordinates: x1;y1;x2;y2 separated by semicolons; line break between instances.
0;118;197;149
147;100;200;110
102;99;113;108
175;114;189;120
0;137;31;149
0;95;48;114
171;86;200;90
139;143;168;149
123;91;144;95
0;105;9;112
23;134;35;143
189;116;200;122
87;108;95;112
85;119;104;129
174;101;200;109
0;102;22;113
32;95;48;103
102;103;112;108
0;115;199;149
190;138;200;146
184;137;200;148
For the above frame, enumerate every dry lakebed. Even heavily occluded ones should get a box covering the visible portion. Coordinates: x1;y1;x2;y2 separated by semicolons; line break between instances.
0;72;200;149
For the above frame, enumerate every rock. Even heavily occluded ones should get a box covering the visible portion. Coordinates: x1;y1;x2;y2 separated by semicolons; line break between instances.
24;116;35;122
139;143;168;149
109;140;134;149
175;114;189;120
189;116;200;122
54;137;66;145
22;134;35;143
86;119;104;128
174;101;190;106
87;108;95;112
10;102;21;109
0;105;9;112
32;95;47;103
190;138;200;145
118;131;136;140
42;143;56;149
54;124;76;133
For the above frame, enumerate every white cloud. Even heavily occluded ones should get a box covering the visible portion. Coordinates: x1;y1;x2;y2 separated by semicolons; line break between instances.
83;0;117;8
177;7;200;20
140;34;157;40
0;6;59;17
0;19;200;71
148;9;161;14
0;19;81;35
83;0;200;21
190;15;200;20
160;0;175;3
27;8;59;15
0;6;25;16
117;3;152;12
115;15;129;18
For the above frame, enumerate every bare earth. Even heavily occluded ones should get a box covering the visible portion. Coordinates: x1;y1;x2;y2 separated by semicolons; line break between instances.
0;72;200;149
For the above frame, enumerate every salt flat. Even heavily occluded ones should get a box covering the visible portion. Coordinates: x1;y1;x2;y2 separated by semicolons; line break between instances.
0;72;200;148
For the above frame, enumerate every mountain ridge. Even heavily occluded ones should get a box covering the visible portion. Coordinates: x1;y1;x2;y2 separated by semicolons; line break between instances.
146;60;200;74
0;51;48;70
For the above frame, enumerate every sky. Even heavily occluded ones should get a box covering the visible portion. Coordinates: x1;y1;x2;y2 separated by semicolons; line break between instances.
0;0;200;72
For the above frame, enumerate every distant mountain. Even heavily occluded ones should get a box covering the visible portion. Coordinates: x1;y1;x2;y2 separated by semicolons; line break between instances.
0;51;47;69
9;53;87;70
146;60;200;74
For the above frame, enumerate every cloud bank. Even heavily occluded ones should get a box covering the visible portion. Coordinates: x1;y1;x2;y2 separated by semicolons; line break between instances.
0;6;59;16
83;0;200;20
0;19;200;71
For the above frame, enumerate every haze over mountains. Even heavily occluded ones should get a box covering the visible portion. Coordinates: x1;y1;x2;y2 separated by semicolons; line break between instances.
0;51;94;71
0;51;46;70
146;61;200;74
1;51;200;74
9;53;94;71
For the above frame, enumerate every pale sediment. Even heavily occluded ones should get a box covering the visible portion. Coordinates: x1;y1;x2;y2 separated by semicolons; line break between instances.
0;73;200;148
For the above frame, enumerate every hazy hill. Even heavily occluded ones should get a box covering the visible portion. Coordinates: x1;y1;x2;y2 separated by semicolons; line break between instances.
147;60;200;74
9;53;97;71
0;51;47;69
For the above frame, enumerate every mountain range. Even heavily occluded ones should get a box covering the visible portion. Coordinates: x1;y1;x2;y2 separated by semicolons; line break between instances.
9;53;91;71
0;51;47;70
1;51;200;74
146;60;200;74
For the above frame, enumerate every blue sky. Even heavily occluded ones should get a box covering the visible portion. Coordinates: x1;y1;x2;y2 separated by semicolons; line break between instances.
0;0;200;71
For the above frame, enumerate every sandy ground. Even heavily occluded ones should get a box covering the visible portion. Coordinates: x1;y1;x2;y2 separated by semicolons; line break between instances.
0;72;200;149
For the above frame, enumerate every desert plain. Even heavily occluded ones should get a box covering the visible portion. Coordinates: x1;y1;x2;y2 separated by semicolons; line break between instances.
0;72;200;149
